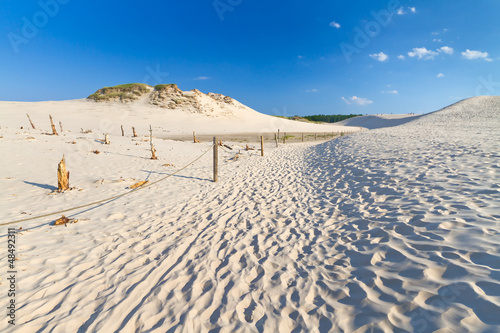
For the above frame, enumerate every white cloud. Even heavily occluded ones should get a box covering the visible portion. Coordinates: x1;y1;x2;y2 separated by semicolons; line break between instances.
397;7;417;15
433;38;442;43
342;96;373;106
306;89;318;93
439;46;454;55
329;21;341;29
297;55;304;59
408;47;439;60
398;55;405;60
194;76;209;80
462;49;489;60
437;73;445;78
432;28;448;35
382;90;398;94
369;52;389;62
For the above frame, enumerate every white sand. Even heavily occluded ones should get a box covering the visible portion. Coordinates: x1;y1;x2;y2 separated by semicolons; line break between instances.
1;96;499;332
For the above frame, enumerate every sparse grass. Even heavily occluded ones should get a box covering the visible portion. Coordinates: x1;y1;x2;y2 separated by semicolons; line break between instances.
88;83;151;102
154;84;179;91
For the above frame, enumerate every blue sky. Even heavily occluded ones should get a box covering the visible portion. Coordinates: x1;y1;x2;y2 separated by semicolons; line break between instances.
1;0;499;116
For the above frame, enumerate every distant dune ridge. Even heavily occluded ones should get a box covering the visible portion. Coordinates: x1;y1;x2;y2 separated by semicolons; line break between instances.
0;96;499;332
88;83;247;117
0;84;361;135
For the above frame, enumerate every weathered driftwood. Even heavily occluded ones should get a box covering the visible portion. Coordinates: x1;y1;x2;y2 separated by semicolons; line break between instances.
104;133;110;144
57;156;70;191
130;180;148;189
49;115;58;135
26;113;36;129
121;125;124;136
54;215;71;226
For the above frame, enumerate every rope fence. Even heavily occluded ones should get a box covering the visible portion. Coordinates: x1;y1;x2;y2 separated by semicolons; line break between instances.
2;129;357;227
1;143;216;227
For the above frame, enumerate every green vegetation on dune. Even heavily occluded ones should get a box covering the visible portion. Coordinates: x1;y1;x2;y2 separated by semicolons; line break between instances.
154;84;179;90
273;114;361;124
303;114;361;123
88;83;152;102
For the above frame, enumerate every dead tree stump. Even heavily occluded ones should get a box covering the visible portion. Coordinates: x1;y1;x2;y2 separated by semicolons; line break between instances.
49;115;58;135
57;156;70;191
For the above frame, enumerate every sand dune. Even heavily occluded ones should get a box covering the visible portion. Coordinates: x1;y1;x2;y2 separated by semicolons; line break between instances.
0;85;359;137
1;96;499;332
335;114;420;129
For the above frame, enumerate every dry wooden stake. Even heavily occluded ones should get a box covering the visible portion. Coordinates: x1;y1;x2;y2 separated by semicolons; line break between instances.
26;113;36;129
277;129;280;142
260;136;264;157
104;133;110;145
132;126;137;137
283;133;286;144
149;125;158;159
49;114;58;135
213;137;219;182
57;156;70;191
121;125;124;136
193;131;200;143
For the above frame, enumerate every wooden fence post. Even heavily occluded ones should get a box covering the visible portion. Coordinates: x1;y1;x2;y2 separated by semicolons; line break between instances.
213;137;218;182
104;133;110;145
49;115;58;135
283;133;286;144
121;125;124;136
26;113;36;129
260;136;264;157
277;129;280;142
132;126;137;137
